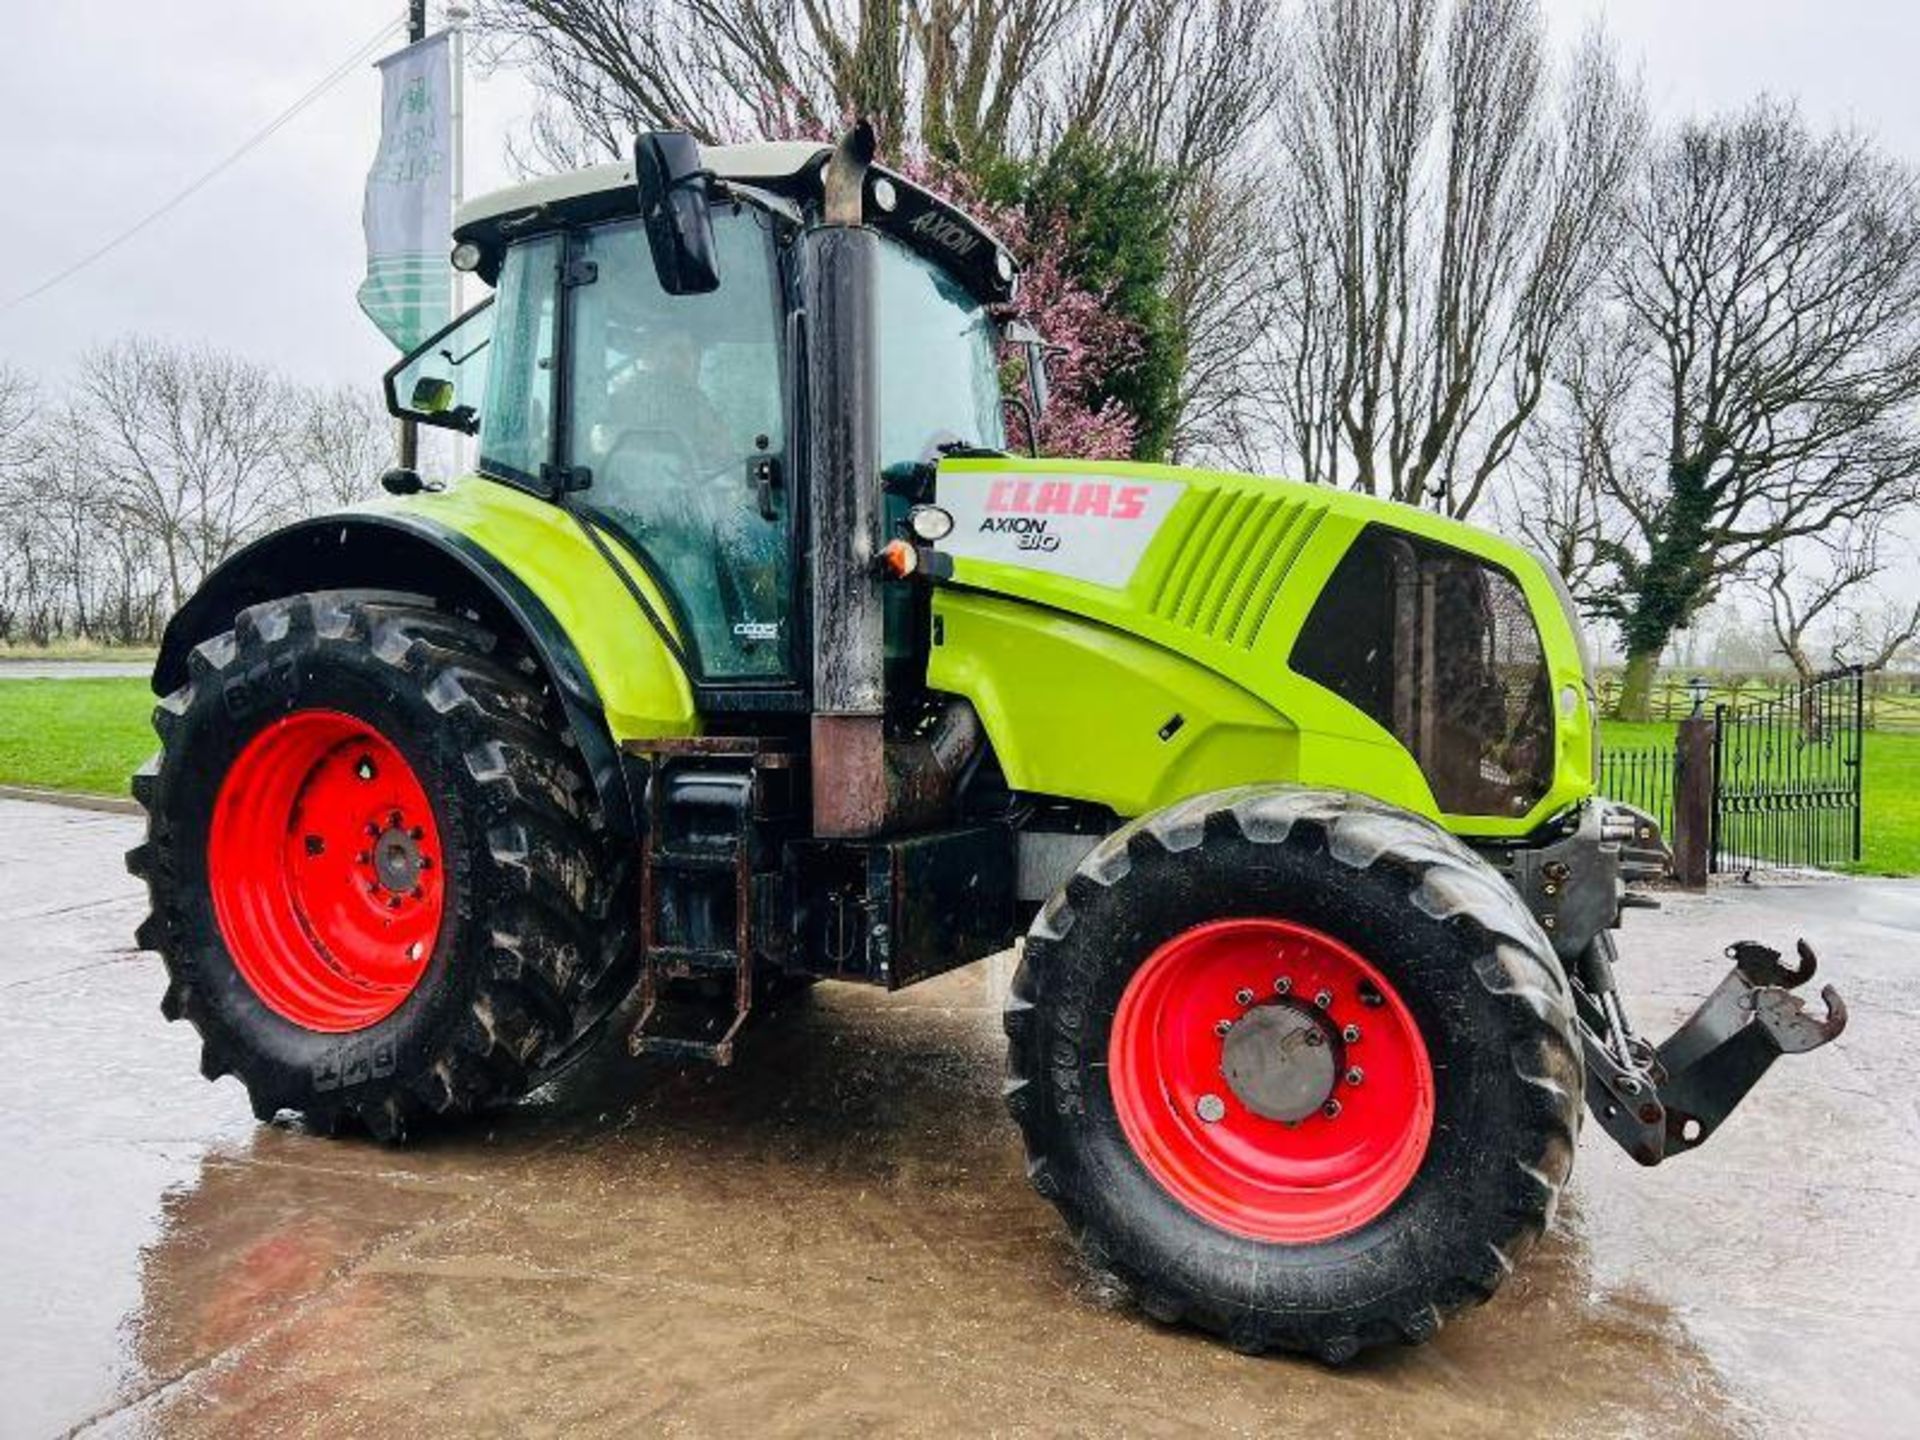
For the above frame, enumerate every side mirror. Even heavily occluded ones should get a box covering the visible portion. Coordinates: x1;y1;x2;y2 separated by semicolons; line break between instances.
635;131;720;295
410;376;456;414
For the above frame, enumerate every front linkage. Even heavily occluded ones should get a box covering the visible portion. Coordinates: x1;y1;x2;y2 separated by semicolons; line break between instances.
1486;800;1848;1165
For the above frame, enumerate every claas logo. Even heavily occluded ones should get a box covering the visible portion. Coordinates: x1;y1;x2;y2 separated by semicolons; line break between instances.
985;478;1151;519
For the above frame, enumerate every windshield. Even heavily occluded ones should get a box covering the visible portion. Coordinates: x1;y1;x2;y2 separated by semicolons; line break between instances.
875;235;1005;464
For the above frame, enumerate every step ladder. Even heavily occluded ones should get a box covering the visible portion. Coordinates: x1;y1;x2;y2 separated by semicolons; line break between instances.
623;736;801;1065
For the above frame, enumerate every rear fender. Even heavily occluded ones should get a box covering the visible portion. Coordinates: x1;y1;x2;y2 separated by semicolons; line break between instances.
154;503;696;838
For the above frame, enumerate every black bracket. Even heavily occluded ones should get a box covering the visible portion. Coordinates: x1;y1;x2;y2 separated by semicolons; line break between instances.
1583;939;1847;1165
748;453;781;520
541;462;593;495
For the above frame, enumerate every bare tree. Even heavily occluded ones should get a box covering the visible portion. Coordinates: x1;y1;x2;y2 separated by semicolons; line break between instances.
69;338;299;613
1565;100;1920;719
1757;530;1887;683
476;0;1273;172
293;384;394;510
1837;594;1920;673
0;363;35;473
1248;2;1642;516
475;0;1080;171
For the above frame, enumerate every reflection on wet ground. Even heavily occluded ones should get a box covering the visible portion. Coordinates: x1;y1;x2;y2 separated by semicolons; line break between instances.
3;798;1915;1437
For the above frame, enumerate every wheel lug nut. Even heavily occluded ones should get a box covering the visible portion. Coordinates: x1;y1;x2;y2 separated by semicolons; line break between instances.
1196;1093;1226;1124
1234;988;1255;1006
1346;1067;1364;1086
1273;976;1292;995
1323;1099;1342;1119
1314;989;1333;1010
303;834;325;857
1214;1019;1233;1037
1342;1023;1361;1043
1358;981;1384;1008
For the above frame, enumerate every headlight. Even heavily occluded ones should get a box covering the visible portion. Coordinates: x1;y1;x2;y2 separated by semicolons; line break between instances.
908;505;954;542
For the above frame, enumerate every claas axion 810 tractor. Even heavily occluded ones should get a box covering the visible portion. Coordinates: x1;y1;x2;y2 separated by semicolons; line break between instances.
130;125;1845;1360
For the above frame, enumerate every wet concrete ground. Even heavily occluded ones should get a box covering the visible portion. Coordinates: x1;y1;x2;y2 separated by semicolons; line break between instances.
2;795;1914;1438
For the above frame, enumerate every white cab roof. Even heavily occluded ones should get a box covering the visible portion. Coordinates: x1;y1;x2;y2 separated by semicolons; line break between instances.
455;141;832;232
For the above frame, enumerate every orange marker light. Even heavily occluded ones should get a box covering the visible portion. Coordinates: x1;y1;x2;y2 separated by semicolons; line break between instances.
881;539;920;578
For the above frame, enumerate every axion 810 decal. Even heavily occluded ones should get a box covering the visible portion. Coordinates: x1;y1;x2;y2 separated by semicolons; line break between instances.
936;471;1187;589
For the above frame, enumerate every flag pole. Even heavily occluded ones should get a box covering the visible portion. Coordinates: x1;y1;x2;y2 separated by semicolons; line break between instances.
395;1;428;473
448;3;470;473
448;4;468;317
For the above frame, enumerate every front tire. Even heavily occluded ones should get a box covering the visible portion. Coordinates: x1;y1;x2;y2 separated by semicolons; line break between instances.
1004;787;1582;1361
128;591;631;1139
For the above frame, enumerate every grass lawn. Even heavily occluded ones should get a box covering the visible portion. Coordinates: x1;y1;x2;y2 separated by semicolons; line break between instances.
1602;719;1920;877
0;678;156;796
3;678;1914;876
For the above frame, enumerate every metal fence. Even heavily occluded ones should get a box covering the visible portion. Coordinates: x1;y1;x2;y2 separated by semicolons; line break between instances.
1598;743;1675;838
1711;667;1865;875
1595;668;1919;731
1597;667;1865;877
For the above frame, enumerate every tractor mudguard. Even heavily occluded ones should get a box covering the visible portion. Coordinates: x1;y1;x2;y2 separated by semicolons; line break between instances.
154;484;700;837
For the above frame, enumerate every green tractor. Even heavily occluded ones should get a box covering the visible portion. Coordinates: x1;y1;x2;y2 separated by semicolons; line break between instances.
129;126;1844;1360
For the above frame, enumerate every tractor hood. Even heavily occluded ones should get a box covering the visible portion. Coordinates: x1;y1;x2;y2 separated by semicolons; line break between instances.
922;456;1599;837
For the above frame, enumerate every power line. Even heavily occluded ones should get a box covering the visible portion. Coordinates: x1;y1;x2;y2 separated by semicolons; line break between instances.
1;12;408;316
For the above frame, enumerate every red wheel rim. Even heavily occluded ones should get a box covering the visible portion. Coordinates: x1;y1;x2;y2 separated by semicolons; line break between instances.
1109;918;1434;1243
207;709;444;1032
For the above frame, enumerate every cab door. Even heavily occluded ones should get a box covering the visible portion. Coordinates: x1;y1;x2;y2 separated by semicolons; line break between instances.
562;212;797;690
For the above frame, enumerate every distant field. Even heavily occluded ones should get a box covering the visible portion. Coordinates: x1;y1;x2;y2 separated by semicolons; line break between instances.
0;641;157;662
1594;671;1920;732
2;678;1913;876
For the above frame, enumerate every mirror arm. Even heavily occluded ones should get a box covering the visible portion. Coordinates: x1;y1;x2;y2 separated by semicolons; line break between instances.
1007;396;1041;458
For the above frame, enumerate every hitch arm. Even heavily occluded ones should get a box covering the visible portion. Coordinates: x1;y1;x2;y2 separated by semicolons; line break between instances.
1580;940;1847;1165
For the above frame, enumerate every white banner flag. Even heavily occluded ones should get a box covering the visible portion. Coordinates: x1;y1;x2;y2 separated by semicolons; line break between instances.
356;32;452;351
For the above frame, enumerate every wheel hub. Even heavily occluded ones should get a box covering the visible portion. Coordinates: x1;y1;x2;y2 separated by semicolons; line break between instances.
371;824;424;894
1220;1003;1338;1122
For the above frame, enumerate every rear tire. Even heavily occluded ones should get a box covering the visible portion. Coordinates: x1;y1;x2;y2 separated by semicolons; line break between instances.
1004;787;1581;1361
128;591;633;1139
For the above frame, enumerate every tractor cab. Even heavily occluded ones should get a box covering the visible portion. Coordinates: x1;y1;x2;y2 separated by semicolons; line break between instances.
386;131;1015;706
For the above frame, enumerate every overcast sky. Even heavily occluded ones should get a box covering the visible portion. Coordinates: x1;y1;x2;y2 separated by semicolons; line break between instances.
1;0;1917;607
5;0;1920;388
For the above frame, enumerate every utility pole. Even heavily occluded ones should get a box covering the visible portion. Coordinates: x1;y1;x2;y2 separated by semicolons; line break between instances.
396;0;430;471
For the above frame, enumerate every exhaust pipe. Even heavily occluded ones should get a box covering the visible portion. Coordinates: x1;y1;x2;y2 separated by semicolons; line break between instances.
806;122;887;838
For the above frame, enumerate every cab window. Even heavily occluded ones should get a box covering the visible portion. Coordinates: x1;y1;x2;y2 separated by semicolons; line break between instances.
566;212;789;682
1290;527;1555;816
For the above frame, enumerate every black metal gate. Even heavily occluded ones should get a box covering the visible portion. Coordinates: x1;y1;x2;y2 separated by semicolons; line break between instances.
1711;667;1864;874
